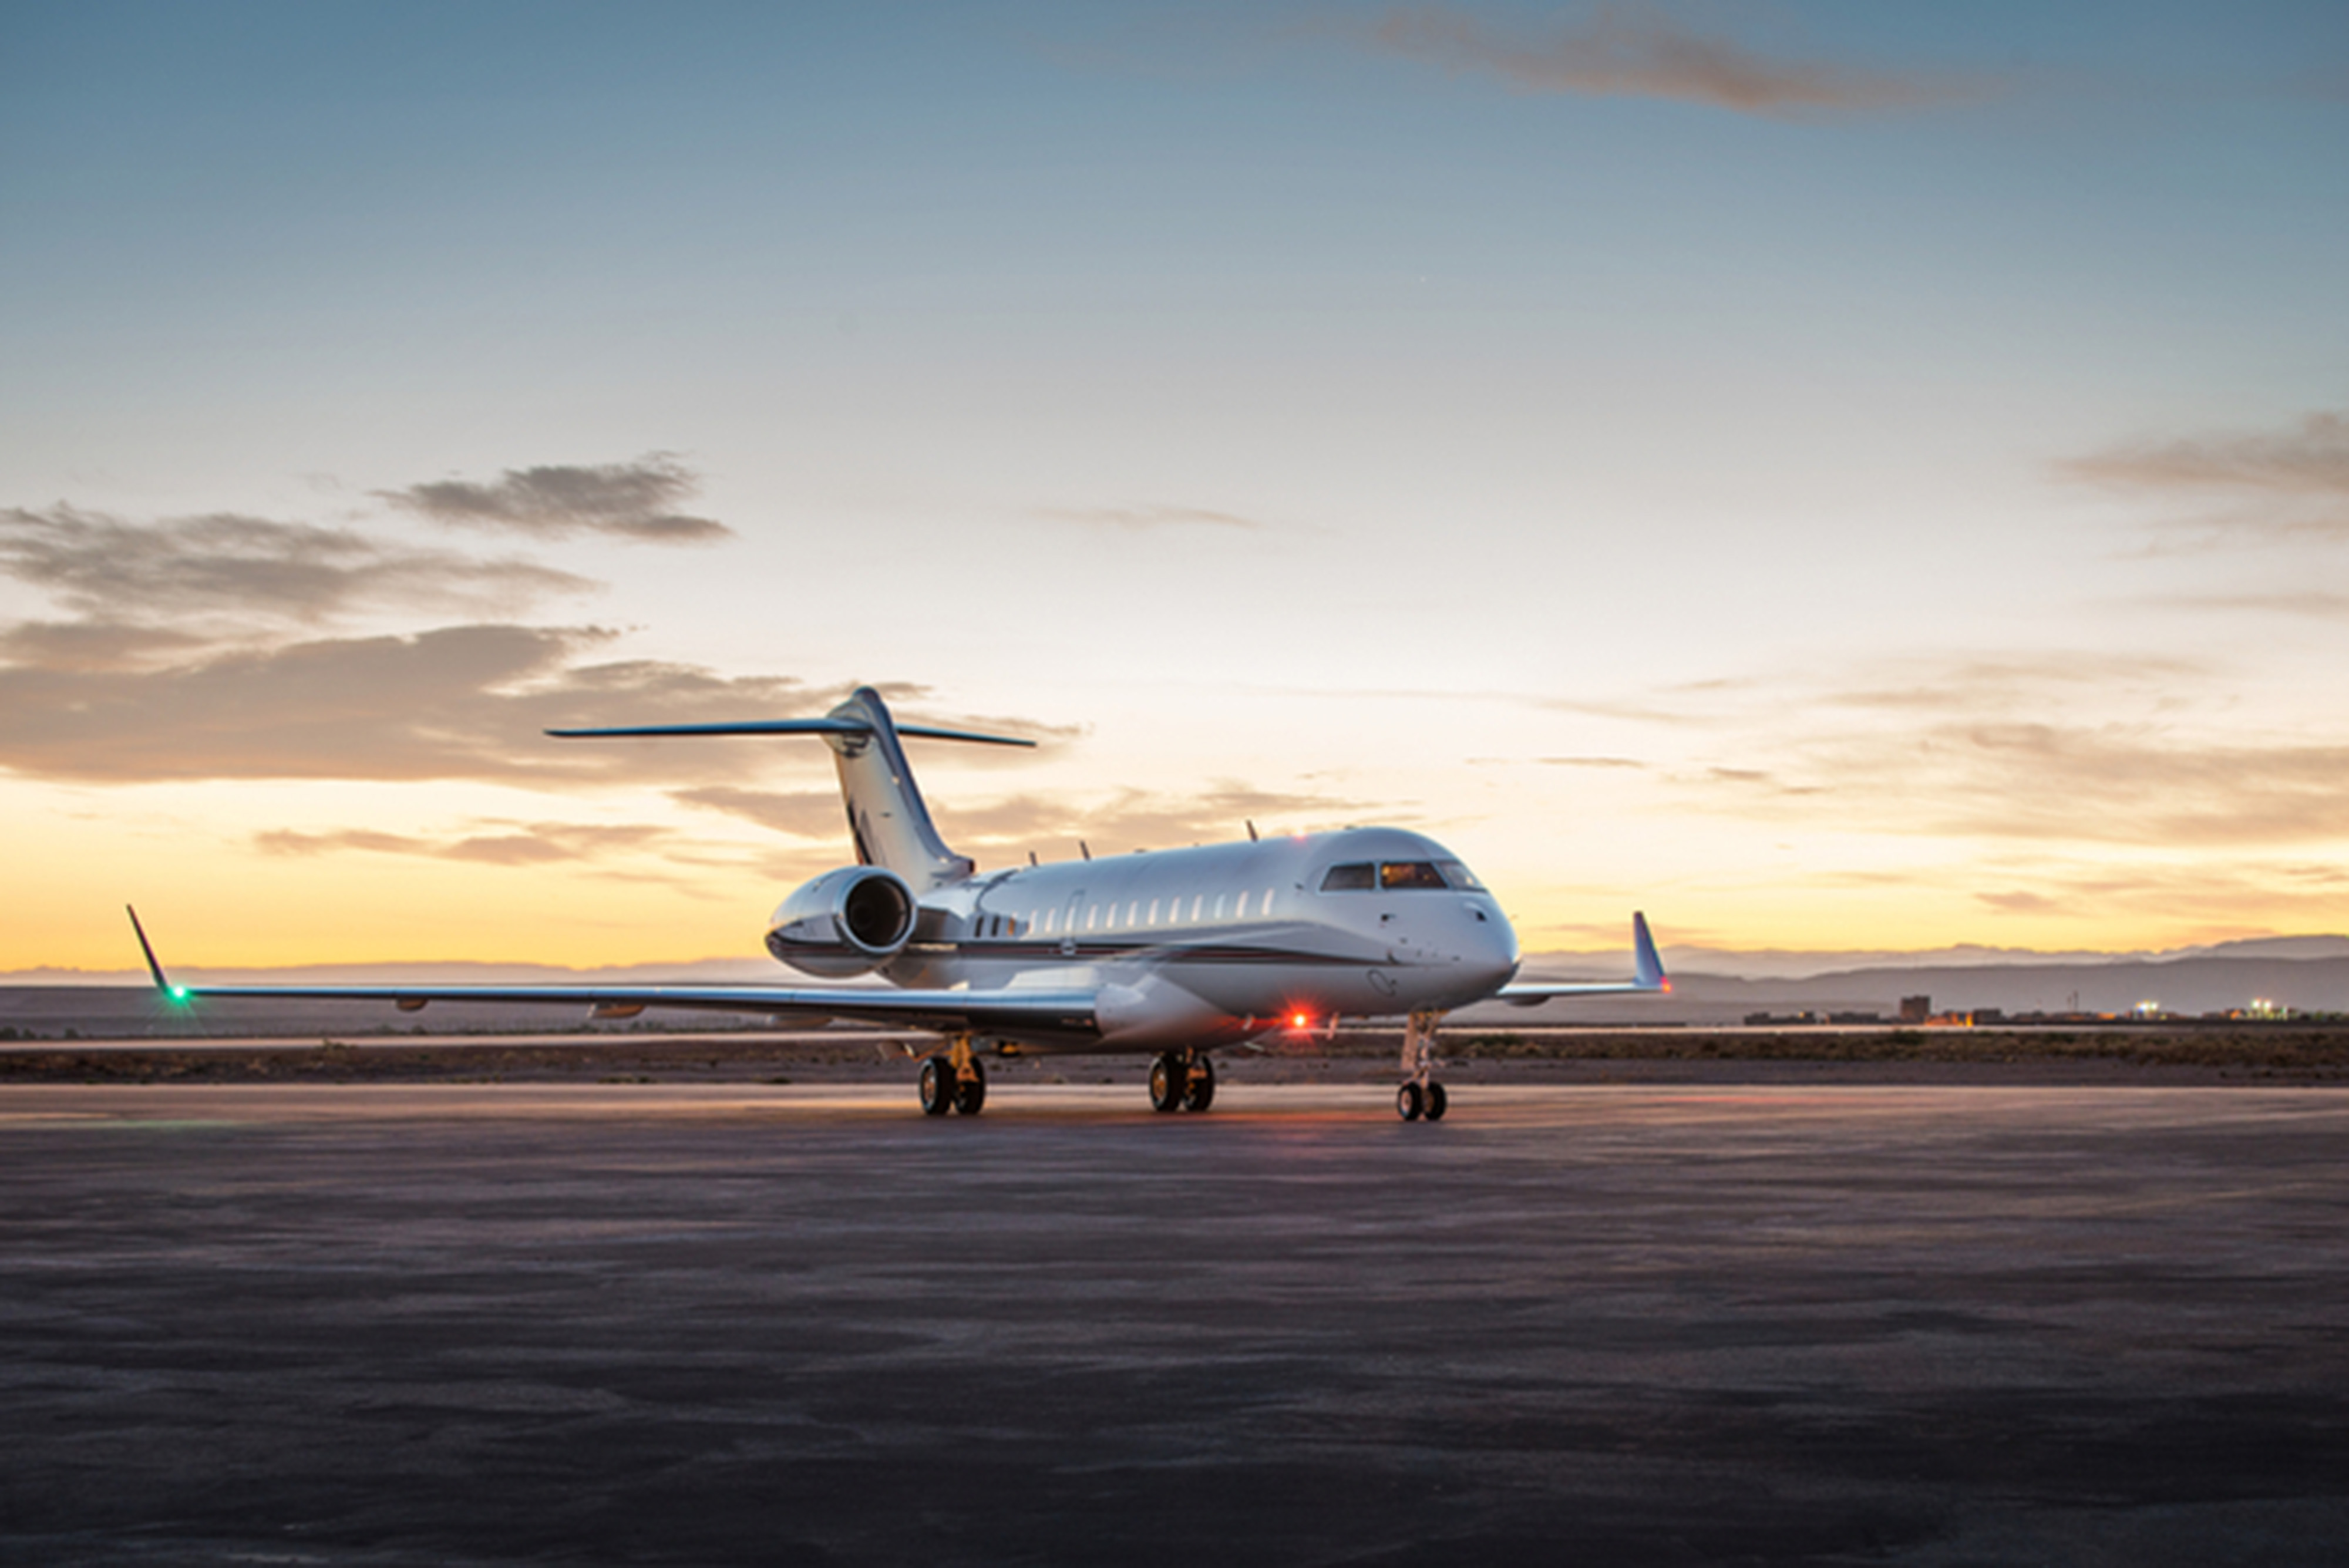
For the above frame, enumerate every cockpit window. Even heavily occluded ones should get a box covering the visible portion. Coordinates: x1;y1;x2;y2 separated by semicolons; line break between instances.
1379;861;1448;890
1318;862;1375;891
1436;860;1484;891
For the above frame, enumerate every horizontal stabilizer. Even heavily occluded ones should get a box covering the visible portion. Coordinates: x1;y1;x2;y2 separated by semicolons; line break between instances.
546;717;1034;746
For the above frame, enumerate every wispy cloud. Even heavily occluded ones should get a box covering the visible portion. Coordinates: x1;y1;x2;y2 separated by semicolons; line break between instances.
1357;5;1990;119
0;506;590;627
672;786;847;840
1037;504;1267;533
257;821;671;866
933;782;1378;855
2061;409;2349;542
382;453;732;544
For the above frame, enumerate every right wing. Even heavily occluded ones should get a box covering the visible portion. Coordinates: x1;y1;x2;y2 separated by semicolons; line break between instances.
1493;911;1670;1006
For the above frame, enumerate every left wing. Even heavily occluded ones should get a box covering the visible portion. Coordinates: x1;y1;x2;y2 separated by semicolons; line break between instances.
1493;911;1670;1006
126;907;1098;1039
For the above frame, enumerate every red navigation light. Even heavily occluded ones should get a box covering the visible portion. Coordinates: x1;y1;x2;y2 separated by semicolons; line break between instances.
1290;1011;1311;1029
1661;977;1674;993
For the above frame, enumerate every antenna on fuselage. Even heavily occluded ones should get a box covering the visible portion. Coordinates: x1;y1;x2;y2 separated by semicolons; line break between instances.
1246;820;1259;842
1079;840;1092;860
1028;850;1038;867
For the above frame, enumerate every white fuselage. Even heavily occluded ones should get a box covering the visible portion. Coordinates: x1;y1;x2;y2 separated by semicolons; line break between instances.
777;826;1522;1054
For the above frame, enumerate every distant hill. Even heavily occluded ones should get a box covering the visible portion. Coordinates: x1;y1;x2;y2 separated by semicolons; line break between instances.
1479;953;2349;1025
11;939;2347;1037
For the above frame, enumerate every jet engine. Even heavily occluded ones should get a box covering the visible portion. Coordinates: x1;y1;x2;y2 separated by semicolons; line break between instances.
765;866;918;977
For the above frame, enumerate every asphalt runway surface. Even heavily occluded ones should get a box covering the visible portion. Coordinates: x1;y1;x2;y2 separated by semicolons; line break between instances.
4;1083;2345;1566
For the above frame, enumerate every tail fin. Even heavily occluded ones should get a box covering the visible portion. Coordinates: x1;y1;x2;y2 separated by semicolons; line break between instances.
822;687;972;887
548;685;1032;889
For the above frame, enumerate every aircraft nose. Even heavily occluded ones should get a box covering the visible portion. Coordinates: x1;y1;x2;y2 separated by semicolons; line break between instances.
1462;903;1521;989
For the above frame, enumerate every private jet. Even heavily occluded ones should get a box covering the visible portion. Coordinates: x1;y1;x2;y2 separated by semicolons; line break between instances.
131;687;1667;1120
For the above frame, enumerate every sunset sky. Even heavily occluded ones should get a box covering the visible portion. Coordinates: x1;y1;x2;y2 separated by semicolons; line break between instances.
5;1;2346;973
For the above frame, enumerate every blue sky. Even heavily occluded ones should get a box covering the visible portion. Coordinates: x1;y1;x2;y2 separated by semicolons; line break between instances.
3;2;2345;968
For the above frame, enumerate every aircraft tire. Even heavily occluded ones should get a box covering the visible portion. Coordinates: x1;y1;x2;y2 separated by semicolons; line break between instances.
919;1056;955;1116
1396;1081;1424;1122
1423;1081;1448;1121
1148;1054;1185;1113
953;1061;987;1116
1180;1055;1216;1113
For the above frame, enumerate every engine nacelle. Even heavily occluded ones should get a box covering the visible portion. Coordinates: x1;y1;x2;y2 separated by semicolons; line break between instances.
765;866;918;977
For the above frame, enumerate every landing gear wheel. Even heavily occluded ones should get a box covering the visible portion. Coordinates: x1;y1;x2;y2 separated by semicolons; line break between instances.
1180;1054;1216;1113
1423;1081;1448;1121
919;1056;954;1116
1148;1054;1187;1113
953;1058;987;1116
1396;1081;1425;1122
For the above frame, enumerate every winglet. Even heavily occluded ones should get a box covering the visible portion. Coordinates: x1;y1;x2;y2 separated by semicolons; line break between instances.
1632;911;1669;992
125;905;187;1001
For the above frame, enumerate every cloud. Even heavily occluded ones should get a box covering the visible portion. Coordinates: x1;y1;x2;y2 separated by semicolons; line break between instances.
1358;5;1988;118
931;782;1381;855
1694;718;2349;849
1820;654;2211;715
0;623;846;785
257;821;671;866
0;506;591;625
2060;410;2349;543
381;453;732;544
1037;504;1267;533
672;786;847;840
2064;410;2349;499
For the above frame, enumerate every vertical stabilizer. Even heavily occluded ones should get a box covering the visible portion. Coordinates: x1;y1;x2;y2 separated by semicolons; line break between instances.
824;688;974;887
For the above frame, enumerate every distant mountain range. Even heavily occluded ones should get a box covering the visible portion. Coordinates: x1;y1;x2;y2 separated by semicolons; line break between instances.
18;934;2345;990
9;937;2346;1035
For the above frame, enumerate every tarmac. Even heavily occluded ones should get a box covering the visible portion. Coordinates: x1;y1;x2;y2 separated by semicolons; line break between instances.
3;1081;2346;1566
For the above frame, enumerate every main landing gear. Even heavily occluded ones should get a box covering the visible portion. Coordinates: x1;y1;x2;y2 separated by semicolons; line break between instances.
919;1036;987;1116
1147;1050;1216;1114
1396;1008;1448;1123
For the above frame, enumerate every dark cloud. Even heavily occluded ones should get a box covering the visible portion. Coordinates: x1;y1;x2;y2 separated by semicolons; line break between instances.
1037;504;1266;533
0;506;591;625
0;620;208;672
382;454;732;544
0;618;1055;793
0;623;844;785
1360;5;1988;118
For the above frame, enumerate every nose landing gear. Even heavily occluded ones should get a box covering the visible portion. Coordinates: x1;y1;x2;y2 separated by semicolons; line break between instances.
1148;1050;1216;1113
1398;1008;1449;1122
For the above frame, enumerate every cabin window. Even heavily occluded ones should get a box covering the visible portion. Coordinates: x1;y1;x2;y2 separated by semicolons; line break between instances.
1045;909;1058;934
1127;900;1139;926
1263;887;1277;913
1235;891;1251;918
1320;863;1375;891
1147;897;1160;924
1085;905;1098;931
1380;861;1448;890
1214;893;1227;919
1437;860;1485;891
1190;894;1203;920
